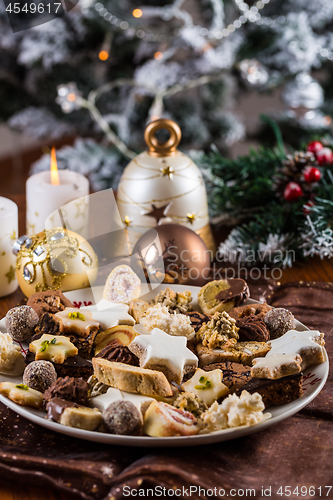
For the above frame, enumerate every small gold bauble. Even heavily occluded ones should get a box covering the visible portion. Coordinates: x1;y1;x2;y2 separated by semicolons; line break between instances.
15;228;98;298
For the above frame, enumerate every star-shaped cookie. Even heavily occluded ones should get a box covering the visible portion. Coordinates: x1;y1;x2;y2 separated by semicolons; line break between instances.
129;328;198;384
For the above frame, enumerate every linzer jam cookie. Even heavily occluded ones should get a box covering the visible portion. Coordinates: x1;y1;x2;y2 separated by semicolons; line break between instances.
198;279;249;315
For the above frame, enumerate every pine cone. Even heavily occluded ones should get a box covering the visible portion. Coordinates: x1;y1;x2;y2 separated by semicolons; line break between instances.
273;151;317;196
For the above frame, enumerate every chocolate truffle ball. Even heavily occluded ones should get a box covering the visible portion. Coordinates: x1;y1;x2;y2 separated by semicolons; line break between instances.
103;401;142;435
5;305;39;342
23;360;57;393
264;308;295;339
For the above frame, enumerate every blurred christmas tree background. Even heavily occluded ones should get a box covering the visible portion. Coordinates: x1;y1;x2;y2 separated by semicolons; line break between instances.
2;0;333;189
2;0;333;266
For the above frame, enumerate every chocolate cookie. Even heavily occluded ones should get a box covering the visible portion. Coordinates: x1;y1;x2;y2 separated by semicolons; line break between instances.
184;311;211;333
237;373;303;407
43;376;89;406
25;351;93;381
27;290;73;318
96;339;139;366
229;302;271;320
203;361;251;393
236;315;270;342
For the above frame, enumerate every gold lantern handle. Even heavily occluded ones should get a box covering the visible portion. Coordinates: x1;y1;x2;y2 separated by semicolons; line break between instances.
144;119;181;157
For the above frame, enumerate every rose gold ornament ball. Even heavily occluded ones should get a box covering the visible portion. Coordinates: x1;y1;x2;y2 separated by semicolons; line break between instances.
131;223;211;286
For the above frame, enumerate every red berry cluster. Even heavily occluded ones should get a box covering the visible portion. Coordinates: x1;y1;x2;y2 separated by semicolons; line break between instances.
307;141;333;166
283;141;331;202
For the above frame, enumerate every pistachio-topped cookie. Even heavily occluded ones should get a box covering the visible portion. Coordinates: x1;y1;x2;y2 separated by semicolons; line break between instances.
198;279;249;315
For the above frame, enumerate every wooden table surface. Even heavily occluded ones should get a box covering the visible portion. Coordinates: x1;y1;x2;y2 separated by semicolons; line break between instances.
0;174;332;499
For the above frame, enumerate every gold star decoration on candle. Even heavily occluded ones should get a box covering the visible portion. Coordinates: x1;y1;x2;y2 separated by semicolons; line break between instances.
5;265;16;284
75;199;88;219
187;213;196;225
27;223;36;236
10;230;17;241
144;202;172;224
160;165;174;179
123;215;132;227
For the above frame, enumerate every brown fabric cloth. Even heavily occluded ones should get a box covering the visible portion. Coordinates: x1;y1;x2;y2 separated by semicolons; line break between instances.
0;279;332;500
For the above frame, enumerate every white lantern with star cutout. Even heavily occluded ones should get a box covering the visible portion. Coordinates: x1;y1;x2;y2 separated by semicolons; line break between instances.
116;119;215;253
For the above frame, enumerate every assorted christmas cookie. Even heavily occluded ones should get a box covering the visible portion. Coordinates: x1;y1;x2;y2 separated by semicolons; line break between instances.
182;368;229;406
139;304;195;340
267;330;325;370
151;288;193;313
92;358;174;398
95;339;140;366
27;290;74;317
263;308;295;339
23;360;57;393
46;398;103;431
196;341;271;367
236;315;270;342
238;373;304;407
202;361;252;394
94;325;138;354
103;265;141;304
0;332;25;376
29;334;78;364
198;279;249;315
54;308;99;338
196;311;239;350
0;277;327;438
5;305;39;342
102;401;142;435
251;353;302;380
143;401;200;437
128;328;198;384
0;381;43;409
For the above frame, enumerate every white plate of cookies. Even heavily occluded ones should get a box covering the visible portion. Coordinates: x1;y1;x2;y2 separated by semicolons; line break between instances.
0;274;329;447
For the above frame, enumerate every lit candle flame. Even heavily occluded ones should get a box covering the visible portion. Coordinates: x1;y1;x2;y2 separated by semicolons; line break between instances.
50;147;60;185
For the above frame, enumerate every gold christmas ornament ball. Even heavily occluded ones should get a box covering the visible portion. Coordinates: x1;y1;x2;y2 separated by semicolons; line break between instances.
15;228;98;298
131;223;211;286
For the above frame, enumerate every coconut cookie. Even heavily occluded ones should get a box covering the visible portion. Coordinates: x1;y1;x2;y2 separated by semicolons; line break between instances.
128;328;198;384
103;265;141;304
0;332;25;376
251;353;302;380
267;330;325;370
198;279;249;315
139;304;195;340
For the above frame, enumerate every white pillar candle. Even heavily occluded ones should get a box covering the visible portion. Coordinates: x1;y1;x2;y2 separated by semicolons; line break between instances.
26;170;89;236
0;197;19;297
